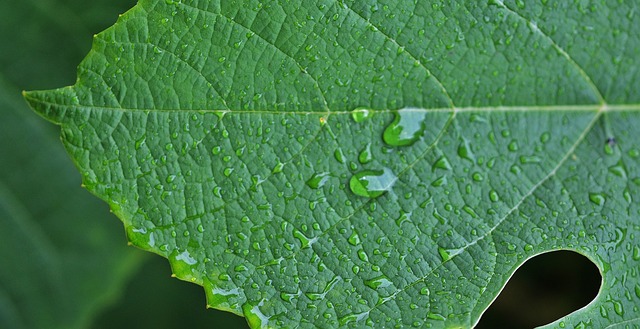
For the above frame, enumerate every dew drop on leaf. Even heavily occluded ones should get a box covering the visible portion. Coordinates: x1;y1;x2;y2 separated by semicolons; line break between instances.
306;172;330;189
347;231;361;246
358;143;373;164
349;168;397;198
589;192;606;206
364;275;392;289
333;149;345;163
432;156;452;171
351;108;372;122
272;162;285;173
457;138;475;162
383;108;427;147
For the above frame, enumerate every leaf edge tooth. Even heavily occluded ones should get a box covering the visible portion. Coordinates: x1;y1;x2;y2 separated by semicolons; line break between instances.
23;88;71;125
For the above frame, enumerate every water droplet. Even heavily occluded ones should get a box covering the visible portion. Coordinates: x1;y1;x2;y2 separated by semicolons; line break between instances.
272;162;285;173
438;247;462;262
242;301;271;329
334;149;345;163
395;212;411;226
520;155;542;164
306;172;330;189
338;312;369;326
348;231;361;246
508;140;519;152
280;290;301;303
431;175;447;187
427;313;446;321
438;248;451;262
589;192;606;206
540;132;550;143
608;160;627;178
358;143;373;164
364;275;392;289
457;139;475;162
613;300;624;315
489;190;500;202
357;249;369;262
349;168;397;198
432;156;452;171
463;205;479;218
383;108;427;147
351;108;373;122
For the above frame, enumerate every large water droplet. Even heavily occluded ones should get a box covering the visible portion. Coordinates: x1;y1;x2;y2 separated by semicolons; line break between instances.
349;168;397;198
383;108;427;147
306;172;330;189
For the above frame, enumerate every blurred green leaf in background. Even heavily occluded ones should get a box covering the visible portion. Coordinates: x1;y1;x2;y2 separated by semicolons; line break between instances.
0;0;247;328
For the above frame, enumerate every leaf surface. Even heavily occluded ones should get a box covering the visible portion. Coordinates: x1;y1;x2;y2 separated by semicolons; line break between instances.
25;0;640;328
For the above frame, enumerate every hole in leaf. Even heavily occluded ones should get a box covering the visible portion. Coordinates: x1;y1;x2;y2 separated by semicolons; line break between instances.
476;250;601;329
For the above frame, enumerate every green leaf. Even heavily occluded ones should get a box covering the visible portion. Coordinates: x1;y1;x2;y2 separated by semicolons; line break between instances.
24;0;640;328
0;1;144;328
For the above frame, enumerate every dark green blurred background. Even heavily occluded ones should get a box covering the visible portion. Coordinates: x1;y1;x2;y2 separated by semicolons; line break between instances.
0;1;600;328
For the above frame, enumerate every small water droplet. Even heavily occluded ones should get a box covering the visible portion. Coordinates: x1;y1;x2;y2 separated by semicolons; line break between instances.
351;108;373;122
364;275;392;289
608;160;627;178
358;143;373;164
612;300;624;315
348;231;361;246
306;172;330;189
349;168;397;198
272;162;285;173
589;192;606;206
520;155;542;164
427;313;446;321
633;245;640;261
357;249;369;262
457;138;475;162
395;212;411;226
432;156;452;171
438;248;451;262
431;175;447;187
489;190;500;202
338;312;369;326
383;108;427;147
334;149;345;164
